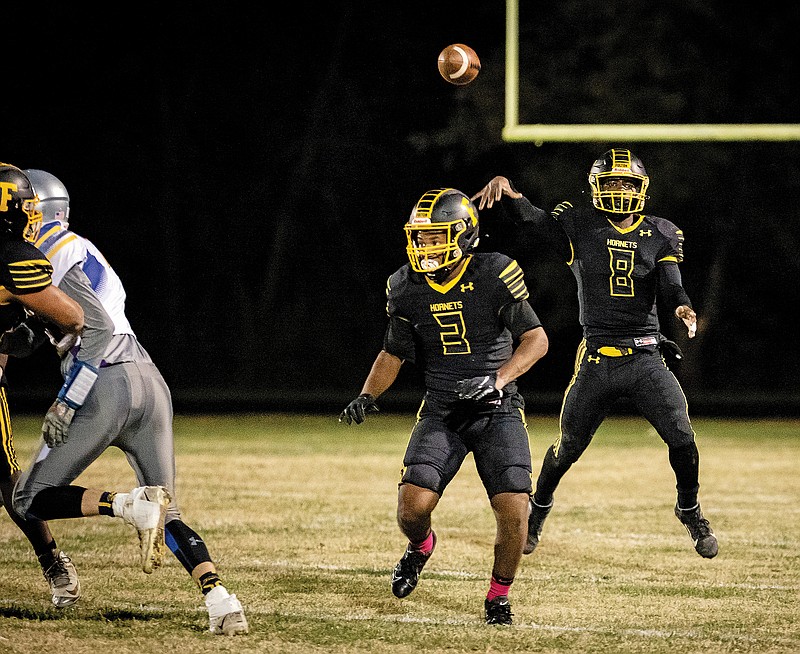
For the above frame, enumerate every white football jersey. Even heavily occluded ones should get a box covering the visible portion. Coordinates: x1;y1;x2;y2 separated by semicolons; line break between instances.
36;220;134;337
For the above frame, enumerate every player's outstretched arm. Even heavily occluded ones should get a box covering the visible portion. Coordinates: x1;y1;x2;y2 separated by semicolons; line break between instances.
4;285;84;339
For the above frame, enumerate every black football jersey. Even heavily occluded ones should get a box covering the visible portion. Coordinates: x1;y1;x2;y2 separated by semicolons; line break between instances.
552;200;684;339
508;196;686;340
385;252;539;395
0;240;54;333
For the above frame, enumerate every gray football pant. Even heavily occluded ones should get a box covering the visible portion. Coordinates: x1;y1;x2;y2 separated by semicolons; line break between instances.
14;361;181;522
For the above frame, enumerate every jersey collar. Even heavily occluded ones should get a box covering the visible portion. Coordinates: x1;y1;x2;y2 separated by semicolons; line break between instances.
607;214;645;234
424;255;472;294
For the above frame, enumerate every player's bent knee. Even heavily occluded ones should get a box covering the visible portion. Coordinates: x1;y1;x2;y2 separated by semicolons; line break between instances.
402;463;443;495
11;486;33;519
486;466;532;498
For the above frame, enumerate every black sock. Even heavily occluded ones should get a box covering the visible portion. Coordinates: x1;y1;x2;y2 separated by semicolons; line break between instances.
199;571;222;595
36;542;59;568
677;486;700;510
98;491;116;516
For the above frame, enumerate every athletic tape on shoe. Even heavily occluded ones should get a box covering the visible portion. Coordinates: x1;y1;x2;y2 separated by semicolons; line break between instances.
58;360;99;408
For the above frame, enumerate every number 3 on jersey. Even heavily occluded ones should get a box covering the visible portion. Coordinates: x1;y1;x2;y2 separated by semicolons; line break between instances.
434;310;471;355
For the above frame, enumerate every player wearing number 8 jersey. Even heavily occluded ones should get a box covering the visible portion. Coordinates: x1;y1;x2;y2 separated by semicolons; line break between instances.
340;188;548;624
472;148;718;560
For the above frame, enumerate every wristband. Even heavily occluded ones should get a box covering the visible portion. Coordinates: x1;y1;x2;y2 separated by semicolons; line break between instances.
57;360;99;409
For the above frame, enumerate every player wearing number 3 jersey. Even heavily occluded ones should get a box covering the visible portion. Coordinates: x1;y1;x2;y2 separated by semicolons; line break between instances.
472;148;718;561
340;188;548;624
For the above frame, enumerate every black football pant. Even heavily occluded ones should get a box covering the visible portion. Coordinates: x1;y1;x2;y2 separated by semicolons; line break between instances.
533;340;699;505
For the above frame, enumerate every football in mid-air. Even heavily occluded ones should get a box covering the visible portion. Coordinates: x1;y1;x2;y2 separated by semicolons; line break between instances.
437;43;480;86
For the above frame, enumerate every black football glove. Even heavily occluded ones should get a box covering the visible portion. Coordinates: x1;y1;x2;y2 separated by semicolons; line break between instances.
455;375;504;402
658;337;684;361
339;393;379;425
0;323;35;357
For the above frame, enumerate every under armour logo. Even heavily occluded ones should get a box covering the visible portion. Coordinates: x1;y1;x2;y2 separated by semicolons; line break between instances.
587;355;600;364
639;229;652;237
460;282;474;292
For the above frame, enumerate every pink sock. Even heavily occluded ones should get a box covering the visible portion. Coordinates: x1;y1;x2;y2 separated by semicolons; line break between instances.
486;574;513;601
411;530;435;556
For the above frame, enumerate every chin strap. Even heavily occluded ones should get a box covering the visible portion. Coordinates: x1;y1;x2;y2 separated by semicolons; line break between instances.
426;267;452;284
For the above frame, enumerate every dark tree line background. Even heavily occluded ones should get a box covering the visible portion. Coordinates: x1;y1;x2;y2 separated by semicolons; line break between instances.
4;2;800;416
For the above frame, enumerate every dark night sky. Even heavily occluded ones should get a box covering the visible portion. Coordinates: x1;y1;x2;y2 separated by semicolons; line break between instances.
4;3;800;415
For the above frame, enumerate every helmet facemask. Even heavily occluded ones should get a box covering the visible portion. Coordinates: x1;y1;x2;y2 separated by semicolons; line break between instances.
21;197;43;243
588;149;650;214
406;222;468;274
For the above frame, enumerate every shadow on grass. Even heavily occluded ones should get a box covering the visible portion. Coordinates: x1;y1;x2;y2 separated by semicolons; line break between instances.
0;603;167;622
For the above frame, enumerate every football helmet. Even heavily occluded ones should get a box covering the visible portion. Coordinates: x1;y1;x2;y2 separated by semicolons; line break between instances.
25;169;70;227
588;148;650;214
0;163;42;242
405;188;479;281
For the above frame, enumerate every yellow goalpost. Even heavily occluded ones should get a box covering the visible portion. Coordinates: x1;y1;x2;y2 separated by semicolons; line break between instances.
503;0;800;143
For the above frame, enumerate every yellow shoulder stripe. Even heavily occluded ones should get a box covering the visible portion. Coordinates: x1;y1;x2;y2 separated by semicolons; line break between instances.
499;260;529;300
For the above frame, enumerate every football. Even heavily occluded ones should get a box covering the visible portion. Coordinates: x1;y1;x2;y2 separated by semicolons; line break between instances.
437;43;480;86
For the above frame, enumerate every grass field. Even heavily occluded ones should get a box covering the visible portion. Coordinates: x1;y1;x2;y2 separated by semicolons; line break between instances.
0;413;798;653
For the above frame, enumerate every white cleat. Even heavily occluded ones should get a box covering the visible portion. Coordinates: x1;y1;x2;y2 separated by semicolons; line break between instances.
43;551;81;608
205;586;249;636
119;486;171;573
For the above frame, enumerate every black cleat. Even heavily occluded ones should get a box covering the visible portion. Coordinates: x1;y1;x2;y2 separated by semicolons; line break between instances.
485;595;513;625
524;497;553;555
675;503;718;558
391;531;436;598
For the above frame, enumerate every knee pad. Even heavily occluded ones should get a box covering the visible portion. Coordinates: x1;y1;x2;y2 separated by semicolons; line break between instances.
486;465;532;498
402;463;444;494
12;484;37;520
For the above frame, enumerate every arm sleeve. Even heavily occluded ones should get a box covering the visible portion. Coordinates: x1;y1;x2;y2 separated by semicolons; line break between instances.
504;196;573;261
383;315;415;364
657;262;692;310
58;264;115;367
500;299;543;340
383;316;417;363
